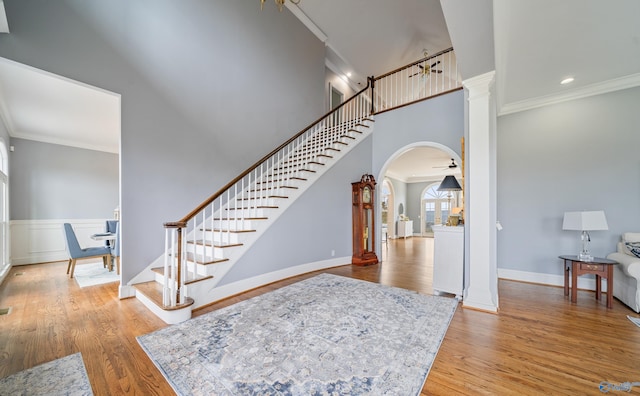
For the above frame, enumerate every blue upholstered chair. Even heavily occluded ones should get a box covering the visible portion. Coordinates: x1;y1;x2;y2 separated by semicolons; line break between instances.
110;222;120;275
63;223;112;278
105;220;118;247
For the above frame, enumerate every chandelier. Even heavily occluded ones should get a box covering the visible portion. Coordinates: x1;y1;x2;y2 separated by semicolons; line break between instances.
261;0;301;12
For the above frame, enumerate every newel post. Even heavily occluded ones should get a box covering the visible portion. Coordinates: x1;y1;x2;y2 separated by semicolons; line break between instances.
163;221;187;306
369;76;375;115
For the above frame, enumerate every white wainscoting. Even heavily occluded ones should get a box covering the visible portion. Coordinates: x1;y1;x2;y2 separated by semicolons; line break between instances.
10;219;109;265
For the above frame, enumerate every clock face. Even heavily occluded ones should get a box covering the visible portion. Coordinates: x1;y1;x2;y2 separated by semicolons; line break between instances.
363;186;371;203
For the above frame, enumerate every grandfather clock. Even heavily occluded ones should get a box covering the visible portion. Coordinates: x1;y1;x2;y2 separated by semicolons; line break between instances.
352;174;379;266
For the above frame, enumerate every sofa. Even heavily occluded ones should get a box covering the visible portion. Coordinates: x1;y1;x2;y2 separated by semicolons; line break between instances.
607;232;640;313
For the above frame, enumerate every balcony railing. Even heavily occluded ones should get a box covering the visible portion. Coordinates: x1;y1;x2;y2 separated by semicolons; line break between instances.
160;49;461;309
372;48;460;114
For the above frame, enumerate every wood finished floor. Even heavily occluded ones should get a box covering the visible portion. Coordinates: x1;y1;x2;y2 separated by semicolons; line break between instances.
1;237;640;395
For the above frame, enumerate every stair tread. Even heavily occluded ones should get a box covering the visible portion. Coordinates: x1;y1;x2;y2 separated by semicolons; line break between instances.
133;281;195;311
225;206;279;210
151;267;213;285
249;186;298;191
199;228;257;233
187;240;244;248
185;253;230;265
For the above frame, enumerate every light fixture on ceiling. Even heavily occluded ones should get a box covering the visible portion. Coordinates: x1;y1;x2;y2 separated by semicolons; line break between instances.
261;0;301;12
560;77;575;85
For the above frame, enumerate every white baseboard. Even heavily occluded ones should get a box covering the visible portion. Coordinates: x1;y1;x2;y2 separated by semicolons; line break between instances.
119;284;136;299
498;268;606;292
199;256;351;308
0;264;10;286
10;219;110;265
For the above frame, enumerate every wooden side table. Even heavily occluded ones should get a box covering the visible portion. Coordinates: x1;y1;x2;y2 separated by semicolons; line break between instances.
559;255;618;308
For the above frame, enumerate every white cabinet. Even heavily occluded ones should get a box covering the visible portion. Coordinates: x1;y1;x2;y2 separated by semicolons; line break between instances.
397;220;413;239
433;225;464;299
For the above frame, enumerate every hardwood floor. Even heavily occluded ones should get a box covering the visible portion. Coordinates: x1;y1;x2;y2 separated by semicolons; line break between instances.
1;237;640;395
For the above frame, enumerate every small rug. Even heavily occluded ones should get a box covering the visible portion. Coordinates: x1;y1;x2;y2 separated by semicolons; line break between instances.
138;273;458;395
73;261;119;288
0;352;93;396
628;315;640;328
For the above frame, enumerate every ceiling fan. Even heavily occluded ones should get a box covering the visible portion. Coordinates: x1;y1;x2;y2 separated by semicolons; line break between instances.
409;60;443;78
433;158;458;170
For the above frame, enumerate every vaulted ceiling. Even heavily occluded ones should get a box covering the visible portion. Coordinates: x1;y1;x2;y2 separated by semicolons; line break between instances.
0;0;638;178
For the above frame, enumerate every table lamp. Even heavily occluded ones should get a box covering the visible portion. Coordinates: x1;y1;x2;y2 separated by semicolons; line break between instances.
438;176;462;225
562;211;608;261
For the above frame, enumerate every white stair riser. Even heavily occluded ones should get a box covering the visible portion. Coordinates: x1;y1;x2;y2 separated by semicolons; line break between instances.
246;187;298;196
137;118;374;323
223;208;272;218
209;219;264;230
189;243;242;259
235;198;283;206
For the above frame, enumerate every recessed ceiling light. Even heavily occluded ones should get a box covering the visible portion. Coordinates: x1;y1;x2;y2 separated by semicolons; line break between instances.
560;77;574;85
346;72;352;77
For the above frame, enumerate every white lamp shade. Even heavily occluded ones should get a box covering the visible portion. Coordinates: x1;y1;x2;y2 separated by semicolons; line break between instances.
562;211;608;231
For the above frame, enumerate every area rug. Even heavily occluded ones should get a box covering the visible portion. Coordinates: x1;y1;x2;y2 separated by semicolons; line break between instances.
138;273;458;395
0;352;93;395
73;261;119;288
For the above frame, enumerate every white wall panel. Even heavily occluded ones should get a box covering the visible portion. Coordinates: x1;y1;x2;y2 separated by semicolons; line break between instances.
11;219;108;265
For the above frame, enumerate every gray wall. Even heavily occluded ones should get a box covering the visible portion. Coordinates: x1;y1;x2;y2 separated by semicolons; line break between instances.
0;1;326;284
10;139;118;219
373;90;465;178
497;86;640;275
221;136;373;284
324;67;358;113
373;90;464;248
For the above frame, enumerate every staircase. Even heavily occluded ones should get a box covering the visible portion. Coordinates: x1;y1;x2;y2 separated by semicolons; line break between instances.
132;48;461;324
133;86;376;323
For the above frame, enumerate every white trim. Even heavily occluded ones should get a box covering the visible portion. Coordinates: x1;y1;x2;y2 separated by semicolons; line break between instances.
378;142;461;184
135;288;192;325
462;70;499;313
285;3;327;43
10;218;111;265
325;58;361;93
202;257;350;306
499;73;640;116
9;132;118;154
498;268;606;292
119;284;136;299
0;262;10;286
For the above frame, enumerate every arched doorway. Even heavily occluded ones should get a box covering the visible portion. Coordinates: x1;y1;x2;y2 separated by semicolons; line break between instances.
376;141;462;265
381;178;395;239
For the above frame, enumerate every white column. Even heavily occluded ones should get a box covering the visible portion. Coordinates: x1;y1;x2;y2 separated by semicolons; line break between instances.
463;71;498;313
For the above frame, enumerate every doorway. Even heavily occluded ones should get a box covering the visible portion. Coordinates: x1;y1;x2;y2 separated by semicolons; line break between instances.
330;84;344;126
381;178;395;240
420;183;456;236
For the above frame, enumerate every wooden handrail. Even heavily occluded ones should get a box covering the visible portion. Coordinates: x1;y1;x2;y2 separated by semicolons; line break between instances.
374;47;453;81
167;80;372;226
160;48;461;311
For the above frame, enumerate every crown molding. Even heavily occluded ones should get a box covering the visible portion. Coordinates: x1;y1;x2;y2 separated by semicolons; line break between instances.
499;72;640;116
285;3;327;43
11;131;118;154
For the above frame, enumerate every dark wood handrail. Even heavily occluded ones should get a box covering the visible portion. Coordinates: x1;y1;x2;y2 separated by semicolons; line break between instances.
168;80;373;226
374;47;453;81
